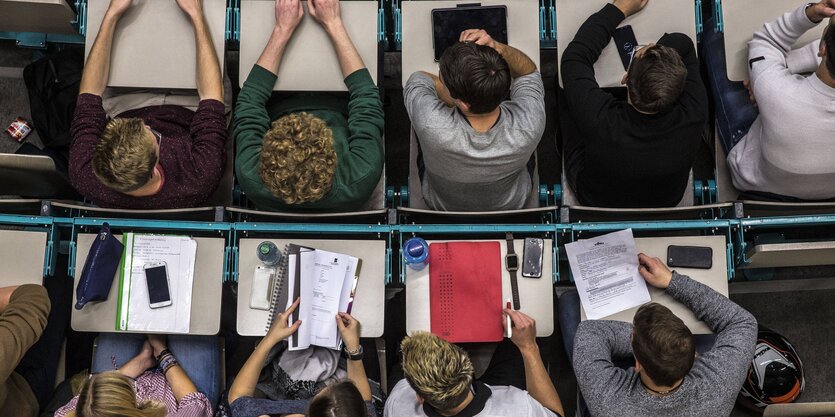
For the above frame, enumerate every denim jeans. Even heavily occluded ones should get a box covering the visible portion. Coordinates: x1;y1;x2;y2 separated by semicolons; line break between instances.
558;289;717;417
92;333;222;407
701;20;760;154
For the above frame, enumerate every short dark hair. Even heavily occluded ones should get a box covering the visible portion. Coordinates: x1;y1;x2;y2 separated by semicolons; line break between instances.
439;42;511;114
824;22;835;78
626;44;687;113
306;381;368;417
632;303;695;387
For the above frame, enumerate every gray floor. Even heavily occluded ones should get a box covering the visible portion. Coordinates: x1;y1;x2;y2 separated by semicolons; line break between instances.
0;40;43;154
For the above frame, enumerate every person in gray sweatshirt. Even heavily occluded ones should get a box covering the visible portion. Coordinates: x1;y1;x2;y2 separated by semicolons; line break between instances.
404;29;545;211
566;254;757;417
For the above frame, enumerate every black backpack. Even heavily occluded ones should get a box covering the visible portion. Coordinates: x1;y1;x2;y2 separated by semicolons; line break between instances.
23;47;84;150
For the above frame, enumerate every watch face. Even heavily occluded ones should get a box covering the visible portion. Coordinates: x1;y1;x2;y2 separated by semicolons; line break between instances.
506;254;519;270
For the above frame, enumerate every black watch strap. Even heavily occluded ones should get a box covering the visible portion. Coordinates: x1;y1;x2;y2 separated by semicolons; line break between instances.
506;232;521;310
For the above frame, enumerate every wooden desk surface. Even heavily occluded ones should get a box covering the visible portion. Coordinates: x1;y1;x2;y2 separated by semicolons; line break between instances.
401;0;541;86
239;0;379;91
237;238;386;338
85;0;227;89
71;233;224;335
0;229;46;286
580;235;729;334
406;239;554;337
722;0;826;81
556;0;697;88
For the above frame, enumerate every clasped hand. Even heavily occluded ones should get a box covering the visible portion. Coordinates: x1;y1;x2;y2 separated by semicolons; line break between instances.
275;0;343;36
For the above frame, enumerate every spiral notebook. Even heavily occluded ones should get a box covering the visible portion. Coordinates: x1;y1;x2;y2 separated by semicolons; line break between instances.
265;244;361;350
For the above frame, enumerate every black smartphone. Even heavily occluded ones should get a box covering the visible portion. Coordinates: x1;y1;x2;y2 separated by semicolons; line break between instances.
667;246;713;269
431;5;508;61
613;25;639;70
522;237;544;278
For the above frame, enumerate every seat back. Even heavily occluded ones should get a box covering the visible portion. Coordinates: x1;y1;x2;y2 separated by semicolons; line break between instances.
0;154;77;199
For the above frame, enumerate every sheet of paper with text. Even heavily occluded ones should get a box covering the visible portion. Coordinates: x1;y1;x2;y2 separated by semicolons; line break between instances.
565;229;650;320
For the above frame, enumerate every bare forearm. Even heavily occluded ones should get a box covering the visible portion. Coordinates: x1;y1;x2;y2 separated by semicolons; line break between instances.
256;28;292;75
165;364;199;402
325;21;365;77
495;42;537;78
521;346;564;416
80;13;121;95
228;338;276;404
346;355;372;401
191;15;224;101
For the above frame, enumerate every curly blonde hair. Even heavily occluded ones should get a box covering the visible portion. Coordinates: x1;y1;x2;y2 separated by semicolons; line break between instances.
66;371;167;417
93;118;157;193
258;112;337;204
401;332;474;411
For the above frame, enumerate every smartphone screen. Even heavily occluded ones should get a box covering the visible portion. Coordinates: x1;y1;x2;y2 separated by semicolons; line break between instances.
145;264;171;306
522;238;543;278
613;25;639;70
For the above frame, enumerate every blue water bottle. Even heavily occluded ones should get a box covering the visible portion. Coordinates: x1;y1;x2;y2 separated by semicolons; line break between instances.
404;237;429;271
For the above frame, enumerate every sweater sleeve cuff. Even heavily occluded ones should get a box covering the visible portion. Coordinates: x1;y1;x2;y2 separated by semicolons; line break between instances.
600;3;627;27
344;68;374;90
795;3;821;31
196;98;225;114
664;271;694;299
245;64;279;93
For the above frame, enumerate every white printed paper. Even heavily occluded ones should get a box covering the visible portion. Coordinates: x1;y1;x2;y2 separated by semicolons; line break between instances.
120;234;196;333
286;248;358;351
564;229;650;320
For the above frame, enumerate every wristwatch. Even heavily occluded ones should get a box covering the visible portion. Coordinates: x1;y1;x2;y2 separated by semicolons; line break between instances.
343;345;364;361
505;232;521;310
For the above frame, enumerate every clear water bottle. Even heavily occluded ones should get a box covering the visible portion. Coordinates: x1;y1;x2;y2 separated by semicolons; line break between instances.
256;241;282;266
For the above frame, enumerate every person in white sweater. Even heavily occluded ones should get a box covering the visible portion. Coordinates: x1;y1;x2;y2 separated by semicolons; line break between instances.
705;0;835;200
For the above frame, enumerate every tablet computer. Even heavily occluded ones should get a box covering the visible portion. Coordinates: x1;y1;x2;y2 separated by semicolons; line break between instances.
432;5;508;61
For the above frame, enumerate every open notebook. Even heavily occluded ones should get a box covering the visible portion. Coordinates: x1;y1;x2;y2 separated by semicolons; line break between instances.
265;244;361;351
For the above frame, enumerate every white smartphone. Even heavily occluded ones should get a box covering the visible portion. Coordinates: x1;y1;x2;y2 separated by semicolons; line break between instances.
250;265;275;310
144;261;172;308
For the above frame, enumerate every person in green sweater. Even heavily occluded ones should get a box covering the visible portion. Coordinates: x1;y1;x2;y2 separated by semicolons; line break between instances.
234;0;384;212
0;285;50;417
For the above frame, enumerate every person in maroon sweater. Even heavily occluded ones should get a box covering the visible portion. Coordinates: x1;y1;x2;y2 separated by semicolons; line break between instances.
69;0;227;209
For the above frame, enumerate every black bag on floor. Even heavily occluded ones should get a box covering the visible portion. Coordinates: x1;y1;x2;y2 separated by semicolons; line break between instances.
23;47;84;149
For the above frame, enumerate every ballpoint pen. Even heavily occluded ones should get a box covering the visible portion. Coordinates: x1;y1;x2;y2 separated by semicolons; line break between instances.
506;299;512;338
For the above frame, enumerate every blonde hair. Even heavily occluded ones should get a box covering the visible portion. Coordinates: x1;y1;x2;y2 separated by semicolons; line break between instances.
93;118;157;193
400;332;474;411
258;112;337;205
66;371;167;417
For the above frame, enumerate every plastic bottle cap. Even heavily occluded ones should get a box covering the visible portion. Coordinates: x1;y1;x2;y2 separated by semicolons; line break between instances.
259;244;270;254
407;242;424;257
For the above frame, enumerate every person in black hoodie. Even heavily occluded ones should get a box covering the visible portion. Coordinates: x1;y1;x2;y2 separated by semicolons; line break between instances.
560;0;708;208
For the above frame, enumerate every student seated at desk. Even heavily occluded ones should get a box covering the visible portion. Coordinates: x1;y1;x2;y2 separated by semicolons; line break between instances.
557;254;757;417
384;312;564;417
404;30;545;211
70;0;228;209
55;334;219;417
704;0;835;201
234;0;384;212
560;0;708;208
0;285;50;417
223;300;377;417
